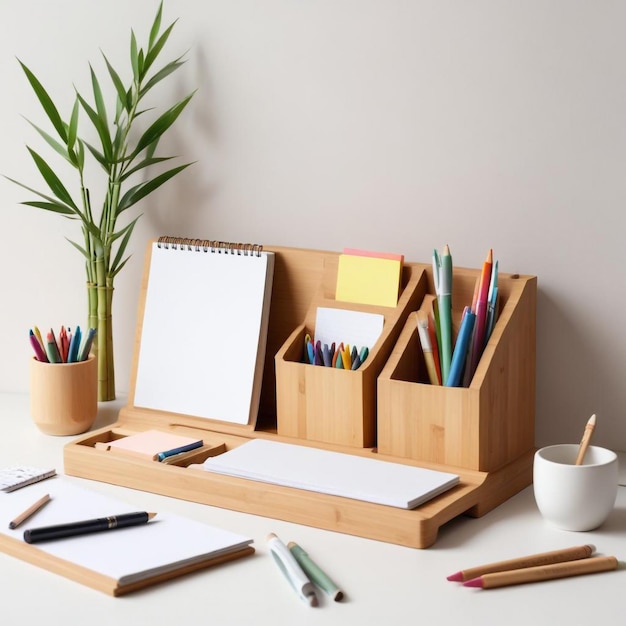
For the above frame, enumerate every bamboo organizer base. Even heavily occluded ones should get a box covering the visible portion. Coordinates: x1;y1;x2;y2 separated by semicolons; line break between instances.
64;244;537;549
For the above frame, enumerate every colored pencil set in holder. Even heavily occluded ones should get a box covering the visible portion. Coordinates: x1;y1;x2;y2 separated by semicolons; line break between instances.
29;325;97;364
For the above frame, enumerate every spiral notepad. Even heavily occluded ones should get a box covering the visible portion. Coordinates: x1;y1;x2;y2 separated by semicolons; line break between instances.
133;237;275;425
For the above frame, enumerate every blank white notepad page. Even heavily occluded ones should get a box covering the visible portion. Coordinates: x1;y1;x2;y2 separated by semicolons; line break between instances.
134;242;274;425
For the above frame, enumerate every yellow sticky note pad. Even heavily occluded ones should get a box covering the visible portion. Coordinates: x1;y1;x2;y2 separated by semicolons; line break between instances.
335;254;401;307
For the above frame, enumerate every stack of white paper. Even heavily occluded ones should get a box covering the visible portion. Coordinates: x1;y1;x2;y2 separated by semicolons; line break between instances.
203;439;459;509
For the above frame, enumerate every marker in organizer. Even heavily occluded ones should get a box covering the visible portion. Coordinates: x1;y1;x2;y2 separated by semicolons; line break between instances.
416;311;440;385
433;245;453;384
267;533;318;606
468;249;493;378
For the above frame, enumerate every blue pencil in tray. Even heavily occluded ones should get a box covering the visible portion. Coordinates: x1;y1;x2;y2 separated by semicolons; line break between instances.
94;430;203;462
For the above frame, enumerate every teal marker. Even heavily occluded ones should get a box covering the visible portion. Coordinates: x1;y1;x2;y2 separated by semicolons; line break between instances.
288;541;344;601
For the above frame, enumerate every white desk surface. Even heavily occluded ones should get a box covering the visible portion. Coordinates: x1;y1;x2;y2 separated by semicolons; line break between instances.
1;391;625;625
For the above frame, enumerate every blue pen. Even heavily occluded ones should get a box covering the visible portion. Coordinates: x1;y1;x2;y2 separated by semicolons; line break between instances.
67;325;82;363
157;440;203;461
446;307;476;387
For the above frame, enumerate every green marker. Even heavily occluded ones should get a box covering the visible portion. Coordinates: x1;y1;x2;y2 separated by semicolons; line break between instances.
288;541;344;601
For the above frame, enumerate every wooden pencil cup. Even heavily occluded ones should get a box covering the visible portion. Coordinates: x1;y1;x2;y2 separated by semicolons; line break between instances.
29;355;98;436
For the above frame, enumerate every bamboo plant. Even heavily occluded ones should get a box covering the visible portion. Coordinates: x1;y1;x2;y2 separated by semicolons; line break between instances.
6;2;194;401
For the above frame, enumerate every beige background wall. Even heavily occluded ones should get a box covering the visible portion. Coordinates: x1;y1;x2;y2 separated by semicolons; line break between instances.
1;1;624;450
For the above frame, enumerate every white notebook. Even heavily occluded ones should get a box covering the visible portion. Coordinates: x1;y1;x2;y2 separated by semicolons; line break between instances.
0;479;253;594
134;238;275;425
202;439;460;509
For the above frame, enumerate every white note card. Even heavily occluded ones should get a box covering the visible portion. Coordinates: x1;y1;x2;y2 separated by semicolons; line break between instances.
203;439;460;509
134;242;275;425
314;307;384;350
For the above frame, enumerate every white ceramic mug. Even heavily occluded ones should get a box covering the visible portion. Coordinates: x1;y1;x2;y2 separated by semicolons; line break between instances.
533;444;618;531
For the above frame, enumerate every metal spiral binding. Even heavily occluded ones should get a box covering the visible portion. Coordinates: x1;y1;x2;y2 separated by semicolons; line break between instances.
156;236;263;256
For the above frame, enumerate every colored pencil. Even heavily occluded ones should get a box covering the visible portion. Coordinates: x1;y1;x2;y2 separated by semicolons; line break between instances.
463;555;618;589
447;544;595;582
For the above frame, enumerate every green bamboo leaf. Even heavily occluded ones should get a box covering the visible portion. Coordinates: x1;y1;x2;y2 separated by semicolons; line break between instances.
117;162;193;212
22;200;76;216
66;238;90;259
27;147;78;209
76;92;113;163
18;59;68;142
24;118;71;164
120;155;173;181
146;136;159;160
102;53;131;113
68;97;80;153
130;30;139;81
140;57;186;96
143;21;176;78
148;1;163;50
111;255;131;277
137;48;145;79
112;123;124;159
83;141;108;170
4;175;77;213
110;216;139;273
90;65;109;131
76;139;85;170
130;92;194;158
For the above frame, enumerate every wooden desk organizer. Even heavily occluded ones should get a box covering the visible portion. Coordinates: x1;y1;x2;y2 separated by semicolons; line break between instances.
377;267;537;473
274;254;426;448
64;244;537;549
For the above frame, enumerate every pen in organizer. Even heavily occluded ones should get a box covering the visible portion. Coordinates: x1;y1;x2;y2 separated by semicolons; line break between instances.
416;311;440;385
433;245;453;385
446;306;475;387
267;533;318;606
468;249;493;378
483;259;499;346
